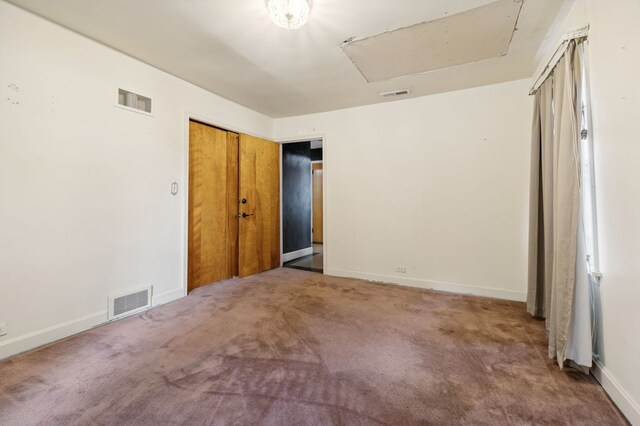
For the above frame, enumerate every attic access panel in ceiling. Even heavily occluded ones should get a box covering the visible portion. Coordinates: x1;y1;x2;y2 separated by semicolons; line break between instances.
341;0;523;83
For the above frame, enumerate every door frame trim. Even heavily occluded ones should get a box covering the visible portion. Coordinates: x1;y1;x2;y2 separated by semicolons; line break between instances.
277;135;327;274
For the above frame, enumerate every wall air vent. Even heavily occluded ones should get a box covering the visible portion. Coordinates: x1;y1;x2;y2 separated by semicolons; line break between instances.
381;89;410;98
117;88;152;114
108;286;152;320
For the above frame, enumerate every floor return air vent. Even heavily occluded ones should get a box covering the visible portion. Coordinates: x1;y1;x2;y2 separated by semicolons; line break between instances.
108;286;152;320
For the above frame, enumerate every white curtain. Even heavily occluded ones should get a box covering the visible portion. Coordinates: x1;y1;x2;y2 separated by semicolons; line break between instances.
566;206;593;368
527;39;592;369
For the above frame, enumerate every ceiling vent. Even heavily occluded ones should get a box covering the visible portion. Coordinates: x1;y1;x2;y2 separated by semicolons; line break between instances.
381;89;410;98
108;286;152;320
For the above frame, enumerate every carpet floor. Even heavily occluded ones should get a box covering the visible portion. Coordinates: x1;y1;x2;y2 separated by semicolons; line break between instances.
0;268;627;425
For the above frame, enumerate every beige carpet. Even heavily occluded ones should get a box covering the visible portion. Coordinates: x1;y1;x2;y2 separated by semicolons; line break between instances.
0;268;627;425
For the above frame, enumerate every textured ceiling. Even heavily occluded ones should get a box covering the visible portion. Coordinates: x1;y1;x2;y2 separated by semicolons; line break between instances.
6;0;570;117
342;0;522;82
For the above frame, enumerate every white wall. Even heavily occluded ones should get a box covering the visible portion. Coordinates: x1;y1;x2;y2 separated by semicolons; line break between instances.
274;79;533;301
536;1;640;423
0;1;272;359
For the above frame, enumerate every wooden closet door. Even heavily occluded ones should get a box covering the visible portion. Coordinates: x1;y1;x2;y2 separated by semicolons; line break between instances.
238;134;280;277
188;121;238;292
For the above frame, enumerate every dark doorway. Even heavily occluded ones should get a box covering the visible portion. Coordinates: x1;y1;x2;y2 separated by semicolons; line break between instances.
282;139;323;273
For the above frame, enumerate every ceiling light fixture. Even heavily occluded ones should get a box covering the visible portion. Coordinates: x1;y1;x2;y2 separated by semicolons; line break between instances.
268;0;310;30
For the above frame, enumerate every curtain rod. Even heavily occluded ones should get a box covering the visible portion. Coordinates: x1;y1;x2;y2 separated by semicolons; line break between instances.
529;25;590;95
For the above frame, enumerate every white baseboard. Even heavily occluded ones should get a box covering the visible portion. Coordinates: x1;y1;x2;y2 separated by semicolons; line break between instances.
324;268;526;302
282;247;313;263
0;287;187;361
0;310;108;361
592;359;640;425
152;286;185;307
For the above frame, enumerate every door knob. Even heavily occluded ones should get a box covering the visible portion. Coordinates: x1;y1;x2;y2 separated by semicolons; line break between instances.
241;212;254;218
240;198;248;204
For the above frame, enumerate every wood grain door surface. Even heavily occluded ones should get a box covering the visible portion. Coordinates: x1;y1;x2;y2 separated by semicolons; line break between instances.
188;121;239;292
238;134;281;277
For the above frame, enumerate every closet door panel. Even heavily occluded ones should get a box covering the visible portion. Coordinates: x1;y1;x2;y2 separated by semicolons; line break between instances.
238;134;281;277
225;132;239;278
188;121;238;291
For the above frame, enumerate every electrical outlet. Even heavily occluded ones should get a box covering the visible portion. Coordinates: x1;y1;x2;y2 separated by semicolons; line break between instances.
395;266;406;273
0;322;7;337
